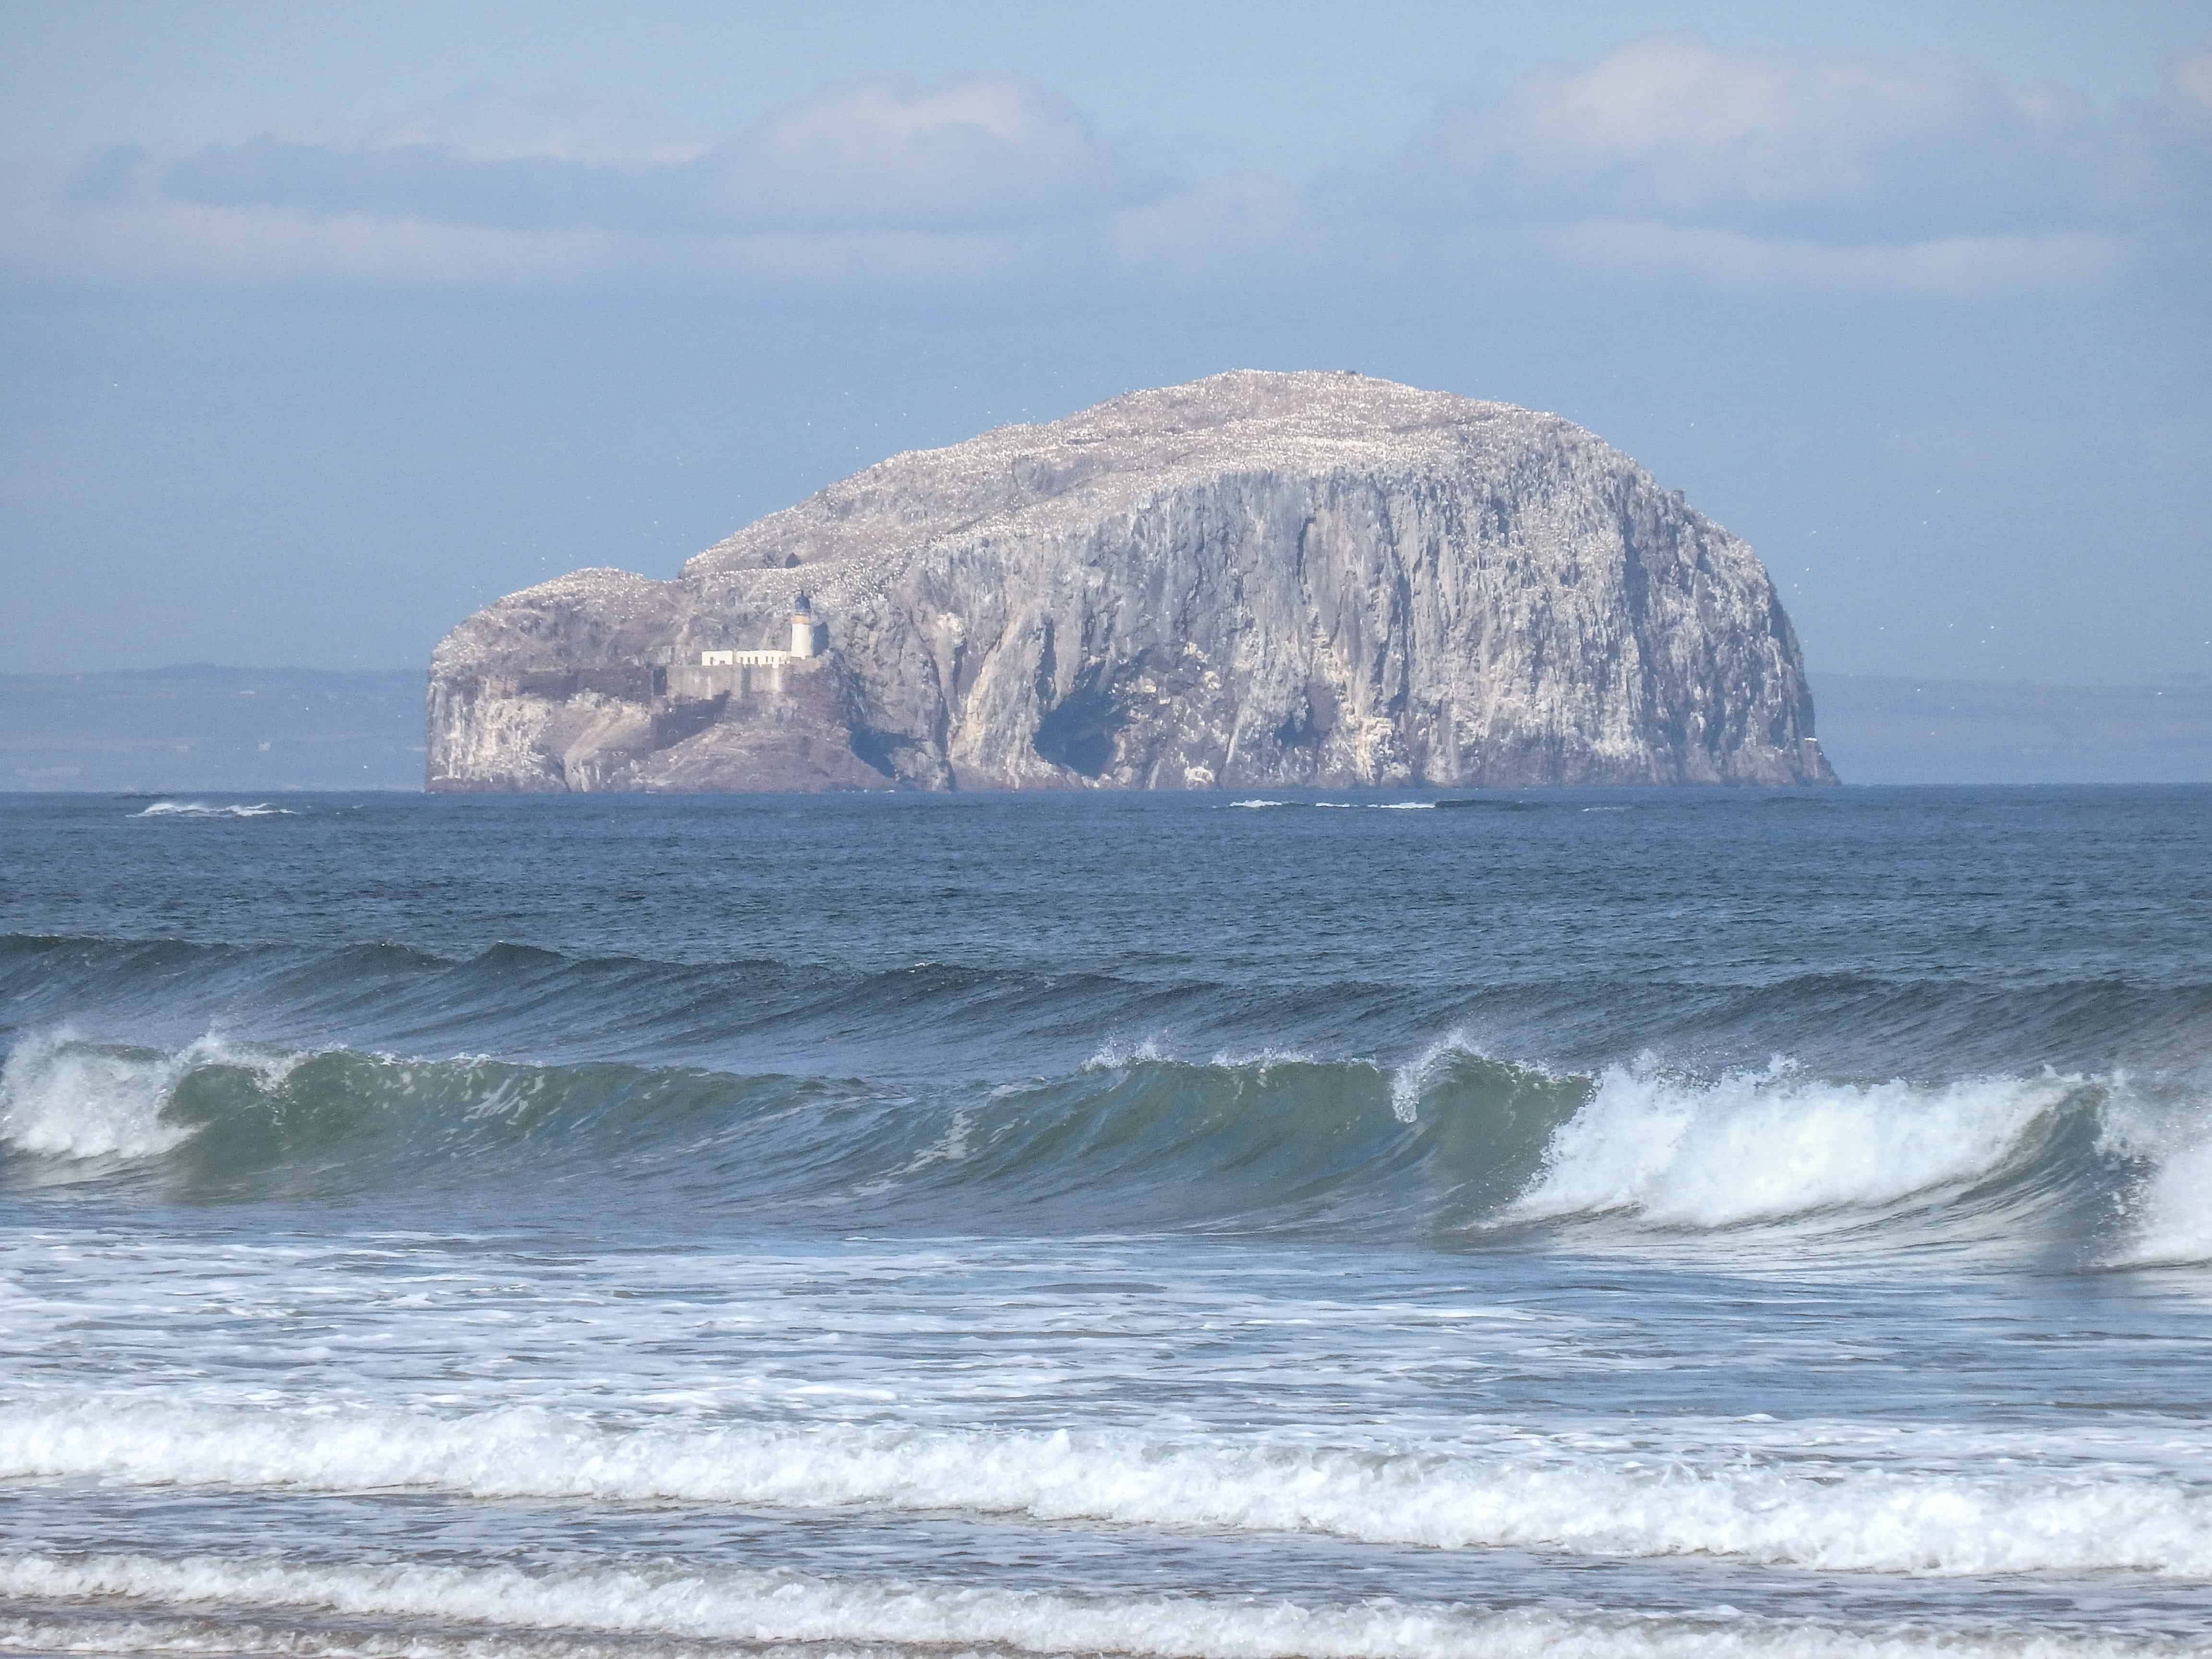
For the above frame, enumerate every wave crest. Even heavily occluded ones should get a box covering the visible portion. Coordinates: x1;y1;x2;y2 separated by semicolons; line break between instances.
1510;1060;2090;1228
131;800;296;818
3;1025;2207;1262
0;1031;298;1163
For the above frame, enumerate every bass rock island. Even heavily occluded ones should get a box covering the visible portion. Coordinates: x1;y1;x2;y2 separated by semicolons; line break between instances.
427;371;1837;792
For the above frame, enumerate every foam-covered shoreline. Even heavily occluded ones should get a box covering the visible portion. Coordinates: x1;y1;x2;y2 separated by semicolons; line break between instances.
7;1402;2212;1579
1;1551;2174;1659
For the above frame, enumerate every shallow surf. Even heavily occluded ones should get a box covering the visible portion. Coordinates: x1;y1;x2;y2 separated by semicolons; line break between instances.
4;786;2211;1655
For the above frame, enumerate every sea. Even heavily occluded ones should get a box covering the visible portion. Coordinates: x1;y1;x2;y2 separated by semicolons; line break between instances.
3;786;2211;1659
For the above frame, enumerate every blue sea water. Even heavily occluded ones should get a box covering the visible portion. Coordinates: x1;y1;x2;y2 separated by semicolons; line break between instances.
2;786;2211;1659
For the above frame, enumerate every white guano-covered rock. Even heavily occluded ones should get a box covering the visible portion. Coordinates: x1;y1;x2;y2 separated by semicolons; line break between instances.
427;371;1836;791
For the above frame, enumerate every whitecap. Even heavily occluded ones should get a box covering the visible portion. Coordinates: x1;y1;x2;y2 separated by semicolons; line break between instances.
0;1031;301;1164
2098;1094;2212;1267
1507;1059;2076;1228
132;800;295;818
1084;1035;1168;1070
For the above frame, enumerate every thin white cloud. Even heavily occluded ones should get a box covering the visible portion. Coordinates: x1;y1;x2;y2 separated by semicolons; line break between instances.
1;186;617;289
1110;172;1304;285
145;76;1144;237
1547;220;2130;296
1371;33;2210;296
719;77;1137;231
358;84;710;166
2172;50;2212;115
1;182;1094;293
1462;37;2031;204
1408;33;2149;236
13;40;2206;300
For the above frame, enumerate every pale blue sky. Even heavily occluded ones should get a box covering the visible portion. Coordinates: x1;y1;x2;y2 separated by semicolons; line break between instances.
2;0;2208;680
7;1;2201;166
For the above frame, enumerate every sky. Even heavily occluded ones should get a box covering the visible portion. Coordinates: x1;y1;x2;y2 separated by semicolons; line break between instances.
2;0;2208;682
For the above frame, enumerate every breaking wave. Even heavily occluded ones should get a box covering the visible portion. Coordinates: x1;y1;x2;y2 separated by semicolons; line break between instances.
129;801;295;818
0;1028;1571;1229
1227;799;1439;810
0;1030;284;1164
1;1018;2207;1263
2098;1104;2212;1267
1510;1061;2079;1227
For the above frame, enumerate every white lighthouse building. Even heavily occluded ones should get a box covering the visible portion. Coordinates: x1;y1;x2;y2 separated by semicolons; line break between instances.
692;593;829;681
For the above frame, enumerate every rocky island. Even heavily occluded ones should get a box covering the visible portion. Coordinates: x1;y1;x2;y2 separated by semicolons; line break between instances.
427;371;1835;791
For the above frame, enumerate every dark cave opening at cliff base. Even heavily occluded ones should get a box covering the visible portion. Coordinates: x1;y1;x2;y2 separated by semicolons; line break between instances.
1032;671;1122;778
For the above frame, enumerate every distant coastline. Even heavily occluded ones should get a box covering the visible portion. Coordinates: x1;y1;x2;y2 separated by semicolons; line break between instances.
0;665;425;793
2;665;2208;791
1808;673;2212;786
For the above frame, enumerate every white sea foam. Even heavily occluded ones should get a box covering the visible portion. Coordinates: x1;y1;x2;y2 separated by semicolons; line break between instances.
1084;1035;1167;1069
1389;1030;1495;1123
131;800;295;818
0;1035;196;1162
850;1110;975;1196
2124;1133;2212;1266
1206;1046;1321;1073
1229;800;1434;810
0;1552;2168;1659
1509;1060;2076;1227
0;1032;306;1163
1084;1040;1360;1087
8;1400;2212;1579
2098;1097;2212;1267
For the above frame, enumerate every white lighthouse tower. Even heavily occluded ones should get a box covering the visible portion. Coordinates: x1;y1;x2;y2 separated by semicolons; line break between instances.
790;593;821;658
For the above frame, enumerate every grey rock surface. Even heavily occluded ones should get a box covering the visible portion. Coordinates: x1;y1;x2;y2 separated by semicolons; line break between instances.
428;371;1835;791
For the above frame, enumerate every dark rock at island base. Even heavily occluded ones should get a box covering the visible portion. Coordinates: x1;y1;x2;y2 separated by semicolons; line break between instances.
427;371;1837;792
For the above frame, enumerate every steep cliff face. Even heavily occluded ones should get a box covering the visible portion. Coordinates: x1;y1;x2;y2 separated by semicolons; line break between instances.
428;372;1836;791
